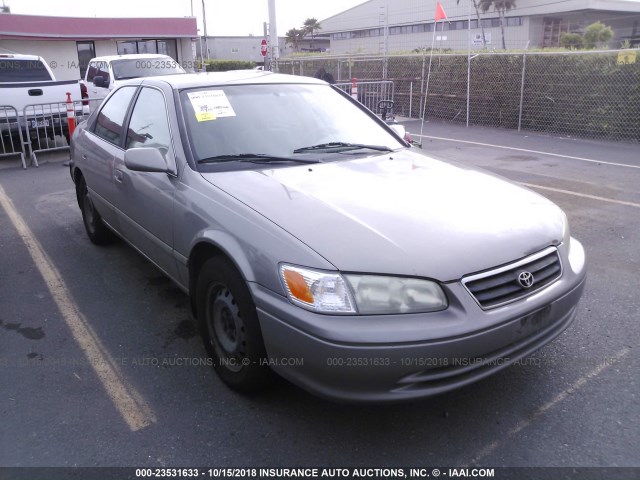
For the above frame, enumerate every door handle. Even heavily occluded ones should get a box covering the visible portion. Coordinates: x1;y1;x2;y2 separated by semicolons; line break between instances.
114;169;124;183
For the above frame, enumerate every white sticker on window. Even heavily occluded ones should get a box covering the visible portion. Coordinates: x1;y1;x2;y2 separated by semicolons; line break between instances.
187;90;236;122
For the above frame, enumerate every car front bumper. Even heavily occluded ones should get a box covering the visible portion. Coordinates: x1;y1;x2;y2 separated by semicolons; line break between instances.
252;239;587;402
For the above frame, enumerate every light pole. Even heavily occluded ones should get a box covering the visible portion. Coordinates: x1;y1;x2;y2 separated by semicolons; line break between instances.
268;0;278;72
198;29;205;71
202;0;209;61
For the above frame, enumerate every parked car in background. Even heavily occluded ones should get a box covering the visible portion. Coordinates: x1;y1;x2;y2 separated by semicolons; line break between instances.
82;54;185;103
0;53;83;144
69;71;586;402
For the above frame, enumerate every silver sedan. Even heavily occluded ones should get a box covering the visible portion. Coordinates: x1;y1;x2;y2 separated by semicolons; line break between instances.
69;71;586;402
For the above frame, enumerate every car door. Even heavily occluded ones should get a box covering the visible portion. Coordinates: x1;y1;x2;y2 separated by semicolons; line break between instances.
112;86;180;280
81;85;137;229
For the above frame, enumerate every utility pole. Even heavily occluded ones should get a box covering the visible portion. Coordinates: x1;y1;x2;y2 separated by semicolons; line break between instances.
263;22;270;71
268;0;278;72
202;0;209;61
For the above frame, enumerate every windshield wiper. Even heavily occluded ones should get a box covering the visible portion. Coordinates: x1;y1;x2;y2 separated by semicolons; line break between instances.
293;142;394;153
197;153;320;164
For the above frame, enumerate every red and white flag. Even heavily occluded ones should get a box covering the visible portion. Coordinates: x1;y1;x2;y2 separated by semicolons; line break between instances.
435;1;447;21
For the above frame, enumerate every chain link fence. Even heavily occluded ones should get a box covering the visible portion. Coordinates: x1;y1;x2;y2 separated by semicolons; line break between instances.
278;49;640;142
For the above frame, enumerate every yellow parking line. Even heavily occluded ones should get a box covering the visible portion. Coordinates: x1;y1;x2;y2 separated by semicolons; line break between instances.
520;182;640;209
0;185;156;432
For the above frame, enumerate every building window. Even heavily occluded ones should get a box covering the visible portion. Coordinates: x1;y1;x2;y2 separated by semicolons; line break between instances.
507;17;523;27
116;39;178;60
333;28;382;40
231;48;239;53
76;41;95;78
334;15;523;42
117;41;138;55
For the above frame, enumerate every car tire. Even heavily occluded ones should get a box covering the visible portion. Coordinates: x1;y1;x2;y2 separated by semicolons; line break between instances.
196;256;272;393
78;177;116;245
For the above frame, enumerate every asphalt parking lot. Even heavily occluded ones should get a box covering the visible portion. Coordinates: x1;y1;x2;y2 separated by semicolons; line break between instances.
0;122;638;475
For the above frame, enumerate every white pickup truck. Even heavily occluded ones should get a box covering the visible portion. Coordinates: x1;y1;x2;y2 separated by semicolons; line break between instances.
0;54;84;143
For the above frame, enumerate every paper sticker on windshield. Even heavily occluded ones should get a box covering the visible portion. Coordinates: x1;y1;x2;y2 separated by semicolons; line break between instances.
187;90;236;122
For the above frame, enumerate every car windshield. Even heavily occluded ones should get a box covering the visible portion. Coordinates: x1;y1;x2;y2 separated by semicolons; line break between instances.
111;58;185;80
180;83;405;169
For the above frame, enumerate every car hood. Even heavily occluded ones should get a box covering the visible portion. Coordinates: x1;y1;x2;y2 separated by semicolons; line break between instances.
200;151;565;281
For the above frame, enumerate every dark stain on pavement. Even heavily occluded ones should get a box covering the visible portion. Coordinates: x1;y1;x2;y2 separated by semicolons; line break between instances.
174;319;196;340
162;319;197;348
0;319;45;340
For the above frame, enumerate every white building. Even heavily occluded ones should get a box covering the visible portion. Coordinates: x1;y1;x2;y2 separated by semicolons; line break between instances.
320;0;640;54
0;13;197;80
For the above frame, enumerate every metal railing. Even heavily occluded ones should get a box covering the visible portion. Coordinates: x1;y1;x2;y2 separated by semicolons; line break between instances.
0;106;27;168
0;99;97;168
334;80;395;116
23;101;73;167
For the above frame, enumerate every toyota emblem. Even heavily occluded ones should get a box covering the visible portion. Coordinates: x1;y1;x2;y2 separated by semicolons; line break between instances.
518;271;535;288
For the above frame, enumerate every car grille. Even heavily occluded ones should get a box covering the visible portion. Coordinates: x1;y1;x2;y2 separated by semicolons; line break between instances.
462;246;562;309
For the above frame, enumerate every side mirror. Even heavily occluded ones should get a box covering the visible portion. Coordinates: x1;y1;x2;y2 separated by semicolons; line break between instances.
93;75;108;88
124;148;169;173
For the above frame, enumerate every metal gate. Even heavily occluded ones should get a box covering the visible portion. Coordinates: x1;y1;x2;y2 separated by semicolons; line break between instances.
22;100;91;167
0;106;27;169
334;80;395;116
1;99;97;169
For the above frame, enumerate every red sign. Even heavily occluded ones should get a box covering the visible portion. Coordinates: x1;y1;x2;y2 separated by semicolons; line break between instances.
260;39;268;57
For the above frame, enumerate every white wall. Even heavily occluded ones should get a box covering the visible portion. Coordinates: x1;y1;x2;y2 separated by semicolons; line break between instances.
0;38;197;79
178;38;196;71
0;40;81;80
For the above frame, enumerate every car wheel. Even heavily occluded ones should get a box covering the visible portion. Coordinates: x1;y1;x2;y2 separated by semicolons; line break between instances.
78;177;115;245
196;256;271;393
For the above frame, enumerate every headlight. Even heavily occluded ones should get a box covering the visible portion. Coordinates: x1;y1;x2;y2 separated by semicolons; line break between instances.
279;264;447;315
345;274;447;314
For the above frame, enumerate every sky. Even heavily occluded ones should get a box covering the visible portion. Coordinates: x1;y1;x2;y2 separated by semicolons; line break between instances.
5;0;367;36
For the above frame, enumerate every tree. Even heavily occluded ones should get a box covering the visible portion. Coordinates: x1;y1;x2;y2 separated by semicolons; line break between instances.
478;0;517;50
457;0;488;47
558;22;614;50
582;21;613;49
559;32;583;49
285;28;304;52
303;18;322;50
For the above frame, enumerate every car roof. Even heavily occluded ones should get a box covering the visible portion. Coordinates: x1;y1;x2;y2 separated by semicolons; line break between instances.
139;71;326;89
89;54;174;62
